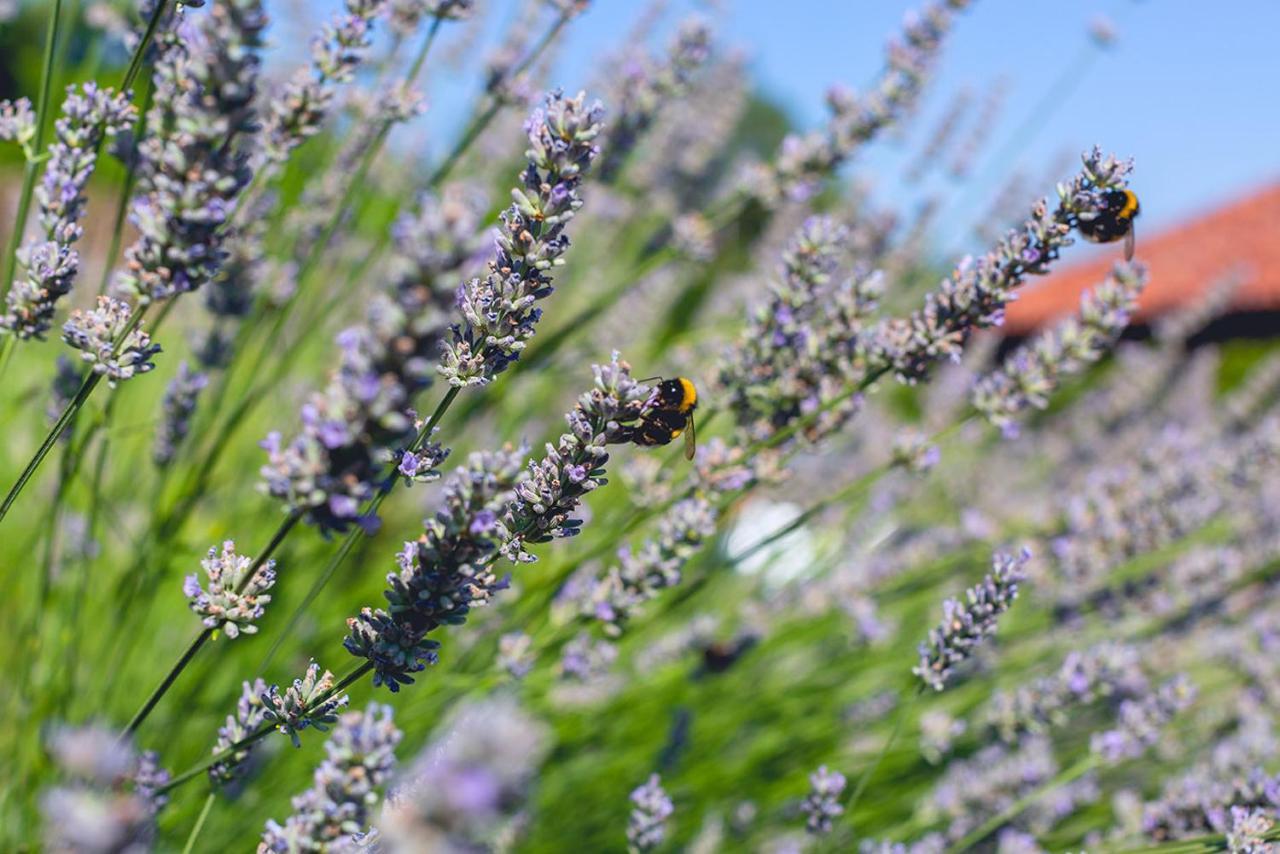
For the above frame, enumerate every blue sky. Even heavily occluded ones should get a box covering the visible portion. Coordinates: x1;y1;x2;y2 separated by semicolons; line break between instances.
305;0;1280;249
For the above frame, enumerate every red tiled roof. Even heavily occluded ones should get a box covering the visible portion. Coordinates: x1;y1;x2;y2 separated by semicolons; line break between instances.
1003;182;1280;335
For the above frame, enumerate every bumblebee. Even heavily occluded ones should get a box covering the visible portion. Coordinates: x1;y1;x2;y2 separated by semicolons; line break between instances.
1078;188;1140;261
629;377;698;460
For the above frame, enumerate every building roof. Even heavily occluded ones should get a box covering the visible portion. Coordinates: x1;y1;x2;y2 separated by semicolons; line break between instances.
1002;182;1280;335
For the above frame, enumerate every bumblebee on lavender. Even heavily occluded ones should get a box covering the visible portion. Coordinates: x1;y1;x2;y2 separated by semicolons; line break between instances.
627;377;698;460
1079;188;1140;260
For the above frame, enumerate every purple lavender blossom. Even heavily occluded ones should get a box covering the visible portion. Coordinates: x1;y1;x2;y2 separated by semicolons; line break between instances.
112;0;267;305
183;540;276;638
802;766;847;835
973;262;1148;436
497;353;650;562
61;296;161;386
928;736;1056;842
873;148;1135;383
260;661;350;748
388;0;475;37
915;548;1031;691
260;703;402;851
2;84;136;339
152;362;209;466
439;90;605;386
627;774;674;853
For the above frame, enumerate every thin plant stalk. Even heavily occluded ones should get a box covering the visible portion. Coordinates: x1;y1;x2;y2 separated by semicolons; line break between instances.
948;755;1099;852
0;0;65;303
182;793;217;854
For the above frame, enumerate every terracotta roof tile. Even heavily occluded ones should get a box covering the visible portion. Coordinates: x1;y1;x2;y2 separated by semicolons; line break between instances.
1003;182;1280;335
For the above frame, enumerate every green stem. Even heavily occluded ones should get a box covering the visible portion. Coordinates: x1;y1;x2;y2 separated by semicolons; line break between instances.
0;0;64;303
122;512;301;735
845;685;922;821
182;792;216;854
0;372;102;526
121;0;173;92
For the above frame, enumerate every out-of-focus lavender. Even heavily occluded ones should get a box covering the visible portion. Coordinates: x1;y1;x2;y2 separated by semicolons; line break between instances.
153;362;210;467
260;703;401;851
3;85;136;339
627;773;674;853
973;261;1148;437
209;678;269;786
39;726;168;853
376;695;549;852
1091;676;1196;763
0;97;35;146
801;766;847;835
112;0;267;305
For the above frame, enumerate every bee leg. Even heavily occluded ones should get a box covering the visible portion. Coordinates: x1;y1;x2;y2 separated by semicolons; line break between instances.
1123;225;1136;262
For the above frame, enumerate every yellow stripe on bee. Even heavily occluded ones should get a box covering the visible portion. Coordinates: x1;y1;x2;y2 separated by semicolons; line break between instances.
677;377;697;412
1119;189;1139;220
670;428;683;439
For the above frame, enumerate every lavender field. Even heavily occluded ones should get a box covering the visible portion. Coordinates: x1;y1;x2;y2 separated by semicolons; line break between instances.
0;0;1277;851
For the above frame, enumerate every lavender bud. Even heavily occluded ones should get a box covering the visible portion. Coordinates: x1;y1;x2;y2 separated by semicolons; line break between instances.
3;85;136;339
891;428;942;473
0;96;36;147
260;703;402;852
153;362;209;466
802;766;847;835
61;296;161;386
498;631;536;679
439;90;605;387
915;548;1031;691
1226;807;1275;854
1091;676;1196;764
113;0;267;304
183;540;276;638
973;262;1147;436
389;0;474;36
261;661;351;748
210;679;269;785
627;774;674;853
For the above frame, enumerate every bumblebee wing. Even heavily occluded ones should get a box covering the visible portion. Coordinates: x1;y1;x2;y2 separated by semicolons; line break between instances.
683;412;697;460
1123;224;1136;261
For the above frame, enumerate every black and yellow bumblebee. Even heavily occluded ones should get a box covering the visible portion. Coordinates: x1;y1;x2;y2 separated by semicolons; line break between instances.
628;377;698;460
1078;188;1140;261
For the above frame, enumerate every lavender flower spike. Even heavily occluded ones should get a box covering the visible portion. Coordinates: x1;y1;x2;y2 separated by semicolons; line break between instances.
803;766;848;835
262;0;390;164
183;540;276;638
915;548;1031;691
209;679;269;786
439;89;605;387
973;261;1148;436
873;147;1135;383
345;447;527;691
112;0;267;304
497;352;650;562
260;660;350;748
3;84;136;339
260;703;402;852
627;774;674;853
62;296;161;387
